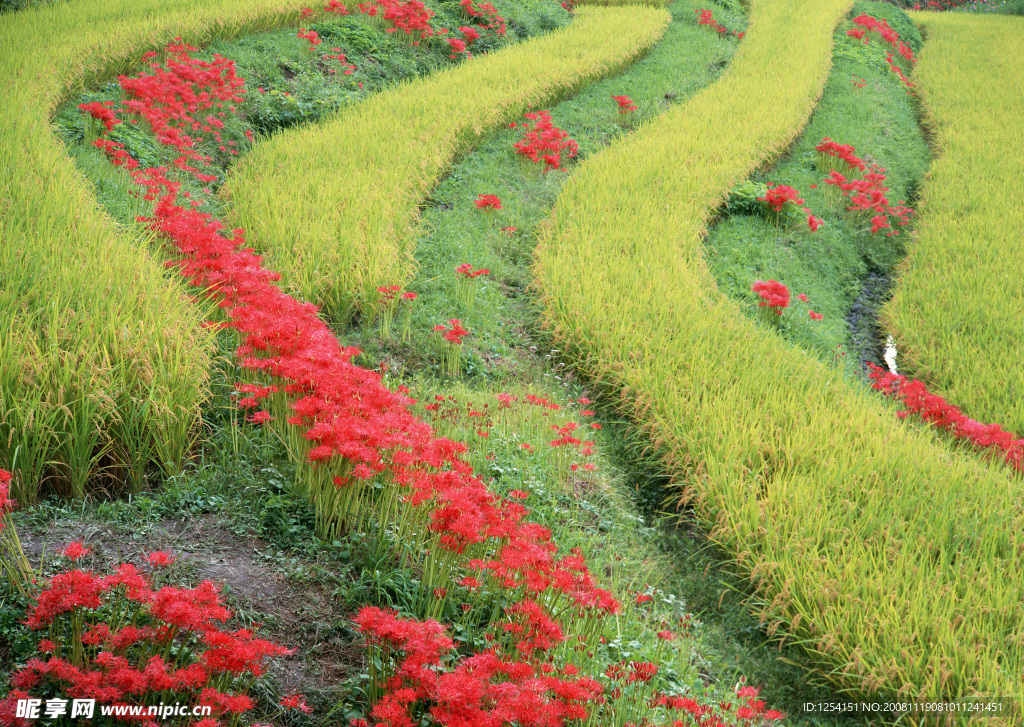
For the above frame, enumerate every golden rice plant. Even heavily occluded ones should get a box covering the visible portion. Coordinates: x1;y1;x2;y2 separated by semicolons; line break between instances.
574;0;670;8
0;0;320;500
224;5;670;323
881;12;1024;438
533;0;1023;720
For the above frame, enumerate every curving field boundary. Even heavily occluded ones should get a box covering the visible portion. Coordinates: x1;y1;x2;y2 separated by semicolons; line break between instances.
533;0;1024;715
881;12;1024;439
223;6;670;323
0;0;321;499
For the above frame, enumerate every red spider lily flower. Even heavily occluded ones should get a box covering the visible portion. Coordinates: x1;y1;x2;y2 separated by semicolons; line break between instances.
474;194;502;210
24;570;111;628
513;110;577;171
501;226;517;235
325;0;351;13
298;28;322;47
0;469;14;516
611;95;637;113
809;310;824;320
446;37;469;58
807;213;823;231
758;183;805;212
78;102;121;133
796;293;808;302
300;7;315;17
458;26;481;43
751;279;790;315
433;320;469;345
37;640;56;653
626;661;658;683
402;291;418;300
280;694;313;714
61;542;91;561
455;263;489;278
145;551;177;567
635;593;653;605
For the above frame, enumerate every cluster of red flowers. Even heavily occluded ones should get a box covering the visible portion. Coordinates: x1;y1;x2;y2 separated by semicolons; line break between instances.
445;37;469;57
0;559;290;727
867;363;1024;472
759;183;803;213
817;139;913;236
694;9;745;39
911;0;974;8
458;25;481;44
512;111;578;171
324;46;358;74
358;0;437;40
117;39;248;182
750;283;824;322
852;14;916;63
1;469;16;517
376;284;403;303
78;101;120;133
354;607;604;727
297;27;322;47
757;183;823;232
751;280;790;315
432;319;469;345
815;137;865;174
460;0;506;36
346;0;502;55
847;14;916;93
611;95;637;114
455;263;489;279
474;194;502;210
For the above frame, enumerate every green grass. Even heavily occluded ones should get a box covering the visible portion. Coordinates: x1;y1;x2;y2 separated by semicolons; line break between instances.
704;0;929;372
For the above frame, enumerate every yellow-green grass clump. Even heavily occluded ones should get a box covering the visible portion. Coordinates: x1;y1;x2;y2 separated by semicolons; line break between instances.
534;0;1023;718
224;5;670;323
882;12;1024;438
0;0;322;501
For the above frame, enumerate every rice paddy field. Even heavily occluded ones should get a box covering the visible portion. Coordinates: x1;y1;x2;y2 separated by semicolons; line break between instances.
1;0;1022;725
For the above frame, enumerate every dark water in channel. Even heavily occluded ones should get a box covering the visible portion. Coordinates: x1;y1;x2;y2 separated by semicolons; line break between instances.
847;269;894;375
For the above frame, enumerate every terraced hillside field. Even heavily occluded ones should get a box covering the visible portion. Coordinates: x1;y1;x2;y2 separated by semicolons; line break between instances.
1;0;1021;725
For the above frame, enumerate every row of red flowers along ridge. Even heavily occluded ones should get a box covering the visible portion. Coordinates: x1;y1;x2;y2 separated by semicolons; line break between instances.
866;364;1024;472
66;21;785;727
